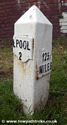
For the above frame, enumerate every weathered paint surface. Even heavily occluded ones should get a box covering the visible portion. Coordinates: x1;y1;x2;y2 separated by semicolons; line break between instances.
13;5;52;115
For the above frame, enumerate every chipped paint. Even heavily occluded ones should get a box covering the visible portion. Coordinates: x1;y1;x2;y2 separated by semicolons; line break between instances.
13;5;52;115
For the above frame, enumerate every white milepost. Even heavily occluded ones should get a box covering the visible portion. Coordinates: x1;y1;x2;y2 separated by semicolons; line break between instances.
13;5;52;115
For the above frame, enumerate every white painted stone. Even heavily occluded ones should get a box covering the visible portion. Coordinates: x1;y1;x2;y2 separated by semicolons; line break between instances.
13;5;52;115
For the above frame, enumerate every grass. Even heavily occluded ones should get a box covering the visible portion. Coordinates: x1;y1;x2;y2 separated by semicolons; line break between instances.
0;79;26;120
0;37;67;125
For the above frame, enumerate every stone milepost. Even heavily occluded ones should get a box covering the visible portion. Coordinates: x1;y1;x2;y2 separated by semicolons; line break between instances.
13;5;52;115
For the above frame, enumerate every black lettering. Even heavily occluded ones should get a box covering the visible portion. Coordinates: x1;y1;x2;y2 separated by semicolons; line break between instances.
19;40;22;48
42;52;50;62
19;52;22;60
23;41;26;49
47;63;50;71
39;66;43;73
15;39;31;51
27;41;30;50
42;52;47;62
39;65;46;74
39;65;43;74
16;39;19;47
39;62;52;75
47;52;50;60
45;64;47;72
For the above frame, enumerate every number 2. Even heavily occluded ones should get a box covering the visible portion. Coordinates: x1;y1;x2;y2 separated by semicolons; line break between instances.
19;52;22;60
